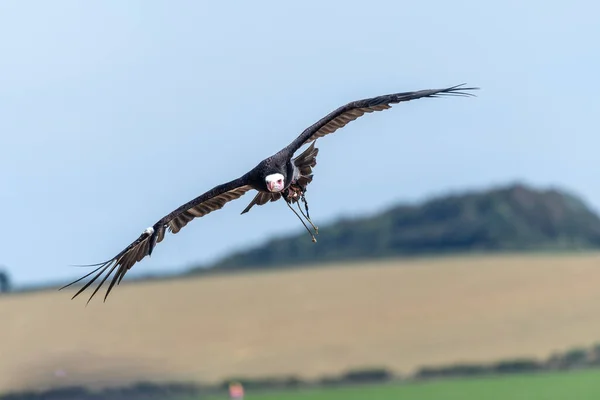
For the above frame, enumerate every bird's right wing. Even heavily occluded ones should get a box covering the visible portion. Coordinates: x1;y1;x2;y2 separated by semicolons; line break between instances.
61;176;254;304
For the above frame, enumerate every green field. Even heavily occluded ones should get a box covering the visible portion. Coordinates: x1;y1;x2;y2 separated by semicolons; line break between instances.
198;370;600;400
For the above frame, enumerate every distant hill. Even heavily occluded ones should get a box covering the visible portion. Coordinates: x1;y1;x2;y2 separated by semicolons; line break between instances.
192;183;600;272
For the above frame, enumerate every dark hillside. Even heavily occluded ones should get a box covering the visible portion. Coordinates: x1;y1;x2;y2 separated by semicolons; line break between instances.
193;183;600;272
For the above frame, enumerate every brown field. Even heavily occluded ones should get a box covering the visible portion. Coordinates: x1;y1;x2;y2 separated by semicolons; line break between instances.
2;252;600;392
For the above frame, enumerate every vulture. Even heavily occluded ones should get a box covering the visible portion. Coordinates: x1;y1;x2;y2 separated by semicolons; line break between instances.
61;83;478;303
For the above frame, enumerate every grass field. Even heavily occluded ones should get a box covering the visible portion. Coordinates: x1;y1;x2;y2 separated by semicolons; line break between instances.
2;252;600;393
198;370;600;400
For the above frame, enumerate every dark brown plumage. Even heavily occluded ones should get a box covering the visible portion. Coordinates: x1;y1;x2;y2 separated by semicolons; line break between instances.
241;141;319;214
61;83;478;303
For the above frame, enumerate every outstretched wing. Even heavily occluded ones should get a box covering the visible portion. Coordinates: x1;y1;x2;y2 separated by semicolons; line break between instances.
61;177;254;303
286;83;478;154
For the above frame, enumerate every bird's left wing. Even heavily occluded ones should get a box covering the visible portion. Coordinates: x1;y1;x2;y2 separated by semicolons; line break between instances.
286;83;478;154
61;177;254;303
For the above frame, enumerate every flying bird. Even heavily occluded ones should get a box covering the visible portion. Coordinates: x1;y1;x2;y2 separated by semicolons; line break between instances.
61;83;478;303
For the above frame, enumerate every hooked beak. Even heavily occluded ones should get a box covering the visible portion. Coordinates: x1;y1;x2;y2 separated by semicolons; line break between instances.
267;181;275;192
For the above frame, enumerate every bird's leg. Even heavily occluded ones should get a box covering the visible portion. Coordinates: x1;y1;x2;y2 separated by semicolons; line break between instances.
285;199;317;243
300;191;310;219
297;194;318;235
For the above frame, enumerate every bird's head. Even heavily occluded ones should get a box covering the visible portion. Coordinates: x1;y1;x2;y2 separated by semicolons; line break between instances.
265;173;285;192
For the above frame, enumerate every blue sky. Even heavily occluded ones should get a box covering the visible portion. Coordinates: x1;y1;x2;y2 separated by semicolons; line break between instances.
1;1;598;286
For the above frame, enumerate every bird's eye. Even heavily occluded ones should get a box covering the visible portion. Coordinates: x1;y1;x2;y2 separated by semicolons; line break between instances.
277;179;283;184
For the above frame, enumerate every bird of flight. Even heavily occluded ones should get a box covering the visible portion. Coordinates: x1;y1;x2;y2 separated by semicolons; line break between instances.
61;83;478;303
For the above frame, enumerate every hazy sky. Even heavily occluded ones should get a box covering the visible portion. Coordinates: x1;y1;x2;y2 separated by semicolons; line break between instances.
1;1;598;286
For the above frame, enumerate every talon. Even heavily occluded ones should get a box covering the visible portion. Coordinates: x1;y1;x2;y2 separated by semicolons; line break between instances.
312;237;317;243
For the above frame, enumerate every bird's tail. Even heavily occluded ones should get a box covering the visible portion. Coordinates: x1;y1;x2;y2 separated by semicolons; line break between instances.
240;191;281;214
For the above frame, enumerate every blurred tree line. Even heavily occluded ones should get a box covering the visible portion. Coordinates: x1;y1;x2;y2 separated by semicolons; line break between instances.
198;183;600;272
0;267;11;293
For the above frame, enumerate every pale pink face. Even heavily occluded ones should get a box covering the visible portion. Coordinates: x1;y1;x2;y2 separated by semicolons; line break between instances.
265;173;285;192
